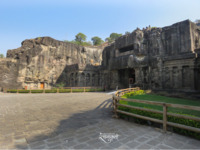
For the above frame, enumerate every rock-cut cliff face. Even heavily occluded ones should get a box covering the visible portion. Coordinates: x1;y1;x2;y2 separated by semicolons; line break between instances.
1;37;103;89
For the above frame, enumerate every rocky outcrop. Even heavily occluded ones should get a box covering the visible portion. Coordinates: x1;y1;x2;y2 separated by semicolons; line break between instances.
0;58;20;89
2;37;103;89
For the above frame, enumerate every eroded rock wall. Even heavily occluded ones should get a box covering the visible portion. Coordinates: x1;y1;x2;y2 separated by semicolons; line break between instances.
4;37;103;89
0;58;20;89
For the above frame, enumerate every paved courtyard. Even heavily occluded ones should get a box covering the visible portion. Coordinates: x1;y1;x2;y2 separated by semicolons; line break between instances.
0;92;199;149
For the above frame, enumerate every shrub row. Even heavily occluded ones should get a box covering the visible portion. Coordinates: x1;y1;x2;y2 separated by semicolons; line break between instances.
123;90;145;97
31;90;44;93
7;88;103;93
118;100;200;140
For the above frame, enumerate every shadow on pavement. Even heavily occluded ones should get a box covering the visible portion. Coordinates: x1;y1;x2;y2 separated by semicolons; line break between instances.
15;98;113;149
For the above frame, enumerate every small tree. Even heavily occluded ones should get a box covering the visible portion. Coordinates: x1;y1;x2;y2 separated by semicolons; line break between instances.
125;31;131;35
110;33;122;41
75;33;87;44
0;54;4;58
91;36;104;46
105;33;122;43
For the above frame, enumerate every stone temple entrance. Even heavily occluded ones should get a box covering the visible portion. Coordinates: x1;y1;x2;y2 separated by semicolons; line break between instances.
118;68;135;88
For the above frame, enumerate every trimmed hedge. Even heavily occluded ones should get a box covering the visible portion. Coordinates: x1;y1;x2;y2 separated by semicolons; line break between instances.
7;89;18;93
59;89;71;93
85;88;104;92
18;90;30;93
85;89;95;92
45;89;57;93
31;90;44;93
72;89;84;92
6;88;104;93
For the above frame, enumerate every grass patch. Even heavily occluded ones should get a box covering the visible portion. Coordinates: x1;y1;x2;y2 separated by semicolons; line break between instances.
118;90;200;139
121;92;200;117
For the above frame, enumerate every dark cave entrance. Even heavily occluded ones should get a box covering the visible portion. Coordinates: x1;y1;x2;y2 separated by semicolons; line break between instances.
118;68;135;88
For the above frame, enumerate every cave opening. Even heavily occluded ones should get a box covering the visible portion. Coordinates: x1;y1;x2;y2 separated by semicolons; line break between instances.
118;68;135;88
119;45;134;53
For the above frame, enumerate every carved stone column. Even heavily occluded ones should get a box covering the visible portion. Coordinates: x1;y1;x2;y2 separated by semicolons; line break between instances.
169;67;173;89
177;66;182;88
190;66;195;90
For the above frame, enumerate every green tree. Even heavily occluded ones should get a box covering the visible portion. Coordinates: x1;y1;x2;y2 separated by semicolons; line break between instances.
0;54;4;58
91;36;103;46
125;31;131;35
105;33;122;43
75;33;87;44
110;33;122;41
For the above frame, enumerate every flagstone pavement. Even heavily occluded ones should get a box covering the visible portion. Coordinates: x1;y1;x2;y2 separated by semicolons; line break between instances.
0;92;199;149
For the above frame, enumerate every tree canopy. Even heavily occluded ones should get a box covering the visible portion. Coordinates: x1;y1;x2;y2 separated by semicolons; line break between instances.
0;54;4;58
91;36;104;46
125;31;131;35
110;33;122;41
105;33;122;43
75;33;87;43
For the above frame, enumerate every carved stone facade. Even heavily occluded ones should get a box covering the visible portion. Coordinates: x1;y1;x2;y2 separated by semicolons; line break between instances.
0;20;200;92
102;20;200;92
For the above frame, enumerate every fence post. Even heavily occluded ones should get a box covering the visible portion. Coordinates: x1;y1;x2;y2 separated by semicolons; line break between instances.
71;88;72;93
84;87;85;93
17;89;19;94
57;88;59;93
112;96;119;118
43;89;45;94
163;103;167;132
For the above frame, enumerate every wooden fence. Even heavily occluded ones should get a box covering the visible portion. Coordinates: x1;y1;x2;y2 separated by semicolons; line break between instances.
113;88;200;133
4;87;103;93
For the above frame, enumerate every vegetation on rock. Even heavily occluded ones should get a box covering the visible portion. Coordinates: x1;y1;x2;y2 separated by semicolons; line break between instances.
91;36;104;46
0;54;4;58
105;33;122;43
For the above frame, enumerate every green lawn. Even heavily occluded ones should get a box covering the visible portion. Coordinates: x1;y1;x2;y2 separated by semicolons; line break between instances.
120;94;200;117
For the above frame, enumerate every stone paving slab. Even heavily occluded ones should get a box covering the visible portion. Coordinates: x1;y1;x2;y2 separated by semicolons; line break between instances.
0;93;199;149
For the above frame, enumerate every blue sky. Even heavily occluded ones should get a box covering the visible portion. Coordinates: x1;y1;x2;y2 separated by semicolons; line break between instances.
0;0;200;56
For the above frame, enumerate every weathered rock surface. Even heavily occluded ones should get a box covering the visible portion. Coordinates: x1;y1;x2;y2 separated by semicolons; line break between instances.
0;58;20;89
1;20;200;92
102;20;200;91
1;37;103;89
